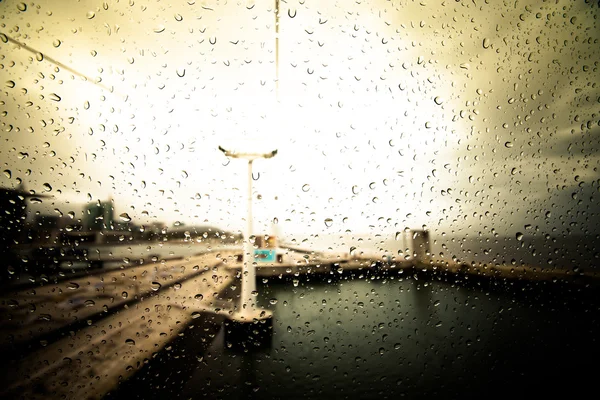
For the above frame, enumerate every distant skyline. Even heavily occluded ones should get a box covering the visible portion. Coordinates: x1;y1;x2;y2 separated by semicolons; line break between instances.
1;0;598;237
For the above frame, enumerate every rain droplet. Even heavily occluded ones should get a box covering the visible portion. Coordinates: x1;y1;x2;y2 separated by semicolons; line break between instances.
192;311;202;319
194;293;203;300
17;3;27;12
269;298;278;305
35;52;44;62
288;9;297;18
482;38;490;49
504;141;513;148
176;68;186;77
49;93;61;102
125;338;135;345
352;185;359;195
67;282;79;290
86;11;96;19
84;299;95;307
151;282;162;291
119;213;132;222
6;81;16;88
434;96;444;105
174;13;183;21
3;170;11;178
154;25;166;33
302;184;310;192
324;218;333;227
516;232;524;241
42;183;52;192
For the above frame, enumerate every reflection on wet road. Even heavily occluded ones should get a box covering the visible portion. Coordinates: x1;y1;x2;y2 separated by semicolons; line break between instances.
114;273;600;400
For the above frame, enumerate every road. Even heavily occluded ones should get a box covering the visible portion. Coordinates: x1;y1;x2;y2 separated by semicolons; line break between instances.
0;250;238;399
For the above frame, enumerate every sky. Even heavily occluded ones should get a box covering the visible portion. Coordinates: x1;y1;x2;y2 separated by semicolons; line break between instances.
0;0;599;239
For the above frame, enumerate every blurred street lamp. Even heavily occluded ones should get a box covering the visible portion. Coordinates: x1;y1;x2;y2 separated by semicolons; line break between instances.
219;146;277;318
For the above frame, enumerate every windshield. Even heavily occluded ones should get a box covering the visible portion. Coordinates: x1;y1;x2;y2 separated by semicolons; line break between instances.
1;0;598;399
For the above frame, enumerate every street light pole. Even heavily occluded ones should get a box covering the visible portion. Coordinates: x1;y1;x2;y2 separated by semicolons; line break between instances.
219;147;277;319
243;159;255;314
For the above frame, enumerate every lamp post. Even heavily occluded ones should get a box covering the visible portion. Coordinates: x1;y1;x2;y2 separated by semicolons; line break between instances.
219;146;277;319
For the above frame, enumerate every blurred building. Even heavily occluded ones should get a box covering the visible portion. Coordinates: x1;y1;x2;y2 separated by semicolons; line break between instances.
412;229;431;264
0;186;49;277
84;200;114;231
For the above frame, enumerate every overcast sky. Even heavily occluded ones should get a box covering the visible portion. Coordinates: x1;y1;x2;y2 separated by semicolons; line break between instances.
1;0;598;238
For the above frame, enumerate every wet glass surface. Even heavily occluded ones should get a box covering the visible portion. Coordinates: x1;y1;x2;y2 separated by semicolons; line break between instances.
109;273;600;399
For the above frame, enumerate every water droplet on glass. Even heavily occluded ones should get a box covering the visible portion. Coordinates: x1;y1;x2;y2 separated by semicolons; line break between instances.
119;213;132;222
125;338;135;345
302;184;310;192
6;81;16;88
3;170;11;178
84;300;95;307
174;13;183;21
17;3;27;12
516;232;524;241
35;52;44;62
482;38;490;49
288;8;297;18
67;282;79;290
324;218;333;228
42;183;52;192
49;93;61;102
154;25;166;33
86;11;96;19
194;293;204;300
434;96;444;105
151;282;162;291
269;298;278;305
505;141;513;148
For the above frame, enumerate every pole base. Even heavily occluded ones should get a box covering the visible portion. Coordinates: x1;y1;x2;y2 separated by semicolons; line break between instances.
224;309;273;352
